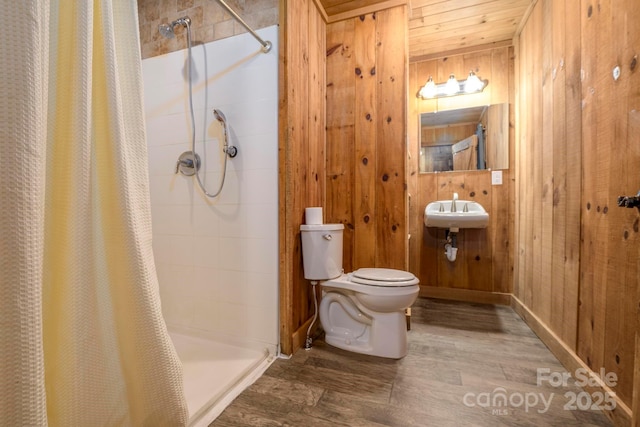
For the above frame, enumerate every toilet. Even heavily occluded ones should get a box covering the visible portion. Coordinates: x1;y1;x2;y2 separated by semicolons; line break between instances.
300;223;419;359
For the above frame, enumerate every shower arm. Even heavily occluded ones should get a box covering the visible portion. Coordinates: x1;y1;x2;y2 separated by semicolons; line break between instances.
215;0;272;53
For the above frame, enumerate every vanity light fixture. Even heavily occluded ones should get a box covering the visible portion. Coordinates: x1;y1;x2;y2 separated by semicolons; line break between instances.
417;71;488;99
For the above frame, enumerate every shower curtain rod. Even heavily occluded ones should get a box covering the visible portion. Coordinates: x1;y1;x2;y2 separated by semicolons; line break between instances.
216;0;272;53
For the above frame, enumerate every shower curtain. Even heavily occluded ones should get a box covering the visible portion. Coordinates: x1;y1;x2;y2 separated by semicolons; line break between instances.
0;1;188;426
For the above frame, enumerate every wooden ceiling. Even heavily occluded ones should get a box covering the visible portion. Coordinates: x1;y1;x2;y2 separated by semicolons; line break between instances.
316;0;534;62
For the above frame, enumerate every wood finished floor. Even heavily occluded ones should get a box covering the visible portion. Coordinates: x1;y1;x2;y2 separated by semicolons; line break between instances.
211;298;612;426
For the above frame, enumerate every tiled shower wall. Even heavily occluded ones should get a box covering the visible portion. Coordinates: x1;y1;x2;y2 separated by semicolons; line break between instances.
141;26;279;351
137;0;278;59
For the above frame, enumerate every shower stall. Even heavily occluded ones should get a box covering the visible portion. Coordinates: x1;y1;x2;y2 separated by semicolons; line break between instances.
142;22;279;425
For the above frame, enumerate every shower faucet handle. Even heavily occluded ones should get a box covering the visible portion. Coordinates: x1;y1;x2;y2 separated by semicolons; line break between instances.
175;151;200;176
175;158;193;173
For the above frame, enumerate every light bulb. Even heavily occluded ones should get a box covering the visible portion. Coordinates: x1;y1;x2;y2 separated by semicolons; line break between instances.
419;76;436;99
445;74;460;96
465;71;483;93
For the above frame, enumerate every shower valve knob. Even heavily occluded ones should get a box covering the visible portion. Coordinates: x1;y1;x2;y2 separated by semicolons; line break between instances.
175;151;201;176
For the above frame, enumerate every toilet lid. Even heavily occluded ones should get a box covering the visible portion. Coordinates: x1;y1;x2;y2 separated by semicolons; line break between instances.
351;268;418;287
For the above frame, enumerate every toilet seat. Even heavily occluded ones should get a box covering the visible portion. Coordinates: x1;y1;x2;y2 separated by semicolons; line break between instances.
322;268;419;297
351;268;418;287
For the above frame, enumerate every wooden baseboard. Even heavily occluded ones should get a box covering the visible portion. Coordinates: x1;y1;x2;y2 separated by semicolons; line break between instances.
419;286;512;305
511;296;632;427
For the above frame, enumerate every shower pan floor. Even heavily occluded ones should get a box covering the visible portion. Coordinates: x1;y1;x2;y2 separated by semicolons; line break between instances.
169;331;272;426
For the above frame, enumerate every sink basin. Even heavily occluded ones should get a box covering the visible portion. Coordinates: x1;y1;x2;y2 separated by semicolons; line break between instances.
424;200;489;231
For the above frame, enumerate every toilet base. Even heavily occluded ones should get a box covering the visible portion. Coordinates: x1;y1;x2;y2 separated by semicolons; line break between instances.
322;308;409;359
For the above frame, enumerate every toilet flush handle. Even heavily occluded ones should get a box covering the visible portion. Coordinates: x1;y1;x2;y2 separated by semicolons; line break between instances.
323;234;332;241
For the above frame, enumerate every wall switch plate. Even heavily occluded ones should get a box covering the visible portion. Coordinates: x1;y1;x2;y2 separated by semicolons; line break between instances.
492;170;503;185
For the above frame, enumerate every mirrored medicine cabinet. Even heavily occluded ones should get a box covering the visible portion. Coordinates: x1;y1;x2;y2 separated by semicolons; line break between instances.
419;103;509;173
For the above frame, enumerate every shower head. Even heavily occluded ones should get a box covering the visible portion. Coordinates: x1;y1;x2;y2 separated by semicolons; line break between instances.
158;23;175;38
213;109;232;154
158;16;191;39
213;109;227;124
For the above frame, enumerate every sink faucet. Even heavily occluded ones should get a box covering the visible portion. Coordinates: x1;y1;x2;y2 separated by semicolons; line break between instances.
451;192;458;212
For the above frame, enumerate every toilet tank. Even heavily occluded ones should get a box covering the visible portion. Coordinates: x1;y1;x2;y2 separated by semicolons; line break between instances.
300;223;344;280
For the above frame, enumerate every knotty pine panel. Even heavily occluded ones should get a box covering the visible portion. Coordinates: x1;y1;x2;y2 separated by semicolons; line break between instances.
579;0;639;411
326;19;356;272
561;0;581;356
417;174;439;286
631;110;640;427
308;2;327;207
515;0;639;418
289;0;311;344
289;0;310;351
549;0;568;339
491;168;512;294
353;13;378;269
538;0;554;328
516;0;569;343
517;1;542;312
375;6;408;269
407;63;421;294
326;6;408;273
279;0;326;355
550;0;581;351
581;0;636;413
529;3;544;326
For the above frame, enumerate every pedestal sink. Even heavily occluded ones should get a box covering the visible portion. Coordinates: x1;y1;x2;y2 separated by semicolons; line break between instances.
424;196;489;232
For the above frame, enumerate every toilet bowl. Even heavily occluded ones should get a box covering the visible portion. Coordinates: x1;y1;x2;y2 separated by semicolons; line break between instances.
300;223;420;359
320;268;419;359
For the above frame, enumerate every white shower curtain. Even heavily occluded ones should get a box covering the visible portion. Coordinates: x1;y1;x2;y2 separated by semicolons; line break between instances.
0;1;188;426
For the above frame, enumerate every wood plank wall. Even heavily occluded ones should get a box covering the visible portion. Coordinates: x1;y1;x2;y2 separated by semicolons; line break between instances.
278;0;326;355
408;47;515;302
514;0;640;423
326;6;408;273
629;110;640;427
580;0;639;418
